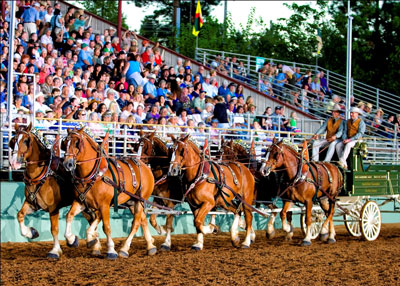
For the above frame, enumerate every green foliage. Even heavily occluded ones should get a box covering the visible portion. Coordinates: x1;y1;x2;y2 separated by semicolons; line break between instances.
77;0;129;29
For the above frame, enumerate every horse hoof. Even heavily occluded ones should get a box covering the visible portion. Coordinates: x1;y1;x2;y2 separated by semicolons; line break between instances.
320;233;329;242
119;251;129;258
147;248;157;256
241;244;250;249
191;246;202;251
92;250;102;256
301;240;312;246
30;228;39;239
47;253;60;259
266;231;275;240
212;225;220;234
231;238;241;248
250;239;255;244
327;238;336;244
86;239;98;248
160;244;171;252
67;236;79;248
106;253;118;260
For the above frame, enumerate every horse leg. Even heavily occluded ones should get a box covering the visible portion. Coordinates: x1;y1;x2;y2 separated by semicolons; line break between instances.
64;201;85;248
230;213;241;248
140;209;157;255
98;205;117;260
17;201;39;239
281;201;294;240
86;215;102;255
302;200;313;246
242;206;254;248
319;197;330;242
209;214;220;233
119;203;156;258
192;202;215;251
266;207;277;239
160;214;174;251
47;211;62;259
327;201;337;243
150;213;165;235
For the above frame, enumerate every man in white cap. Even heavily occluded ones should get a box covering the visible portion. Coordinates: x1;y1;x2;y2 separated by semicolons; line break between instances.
144;73;157;104
335;106;366;169
311;104;345;162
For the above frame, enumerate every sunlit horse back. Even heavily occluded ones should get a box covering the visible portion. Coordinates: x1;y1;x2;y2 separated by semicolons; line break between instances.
169;135;255;250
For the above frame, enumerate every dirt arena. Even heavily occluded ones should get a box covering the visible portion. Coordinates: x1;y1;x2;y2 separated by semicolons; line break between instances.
1;224;400;286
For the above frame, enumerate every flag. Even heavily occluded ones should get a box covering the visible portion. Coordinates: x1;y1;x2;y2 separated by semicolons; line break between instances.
192;0;203;37
316;28;323;54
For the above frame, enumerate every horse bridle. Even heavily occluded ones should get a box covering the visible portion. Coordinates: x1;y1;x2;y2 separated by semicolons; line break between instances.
11;130;32;159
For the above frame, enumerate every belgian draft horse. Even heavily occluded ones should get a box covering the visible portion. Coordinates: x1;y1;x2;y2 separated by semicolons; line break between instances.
8;123;99;258
136;131;183;251
62;128;156;259
168;135;255;250
217;139;294;240
259;138;343;245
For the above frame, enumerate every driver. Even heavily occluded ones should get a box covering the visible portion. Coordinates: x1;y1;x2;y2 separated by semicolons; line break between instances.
311;104;344;162
335;107;366;169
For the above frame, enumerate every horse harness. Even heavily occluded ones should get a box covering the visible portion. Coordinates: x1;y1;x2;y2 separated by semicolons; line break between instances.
19;131;62;210
66;132;173;214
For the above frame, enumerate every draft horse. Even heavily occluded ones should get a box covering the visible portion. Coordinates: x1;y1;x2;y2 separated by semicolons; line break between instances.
62;127;156;259
136;131;183;251
168;135;255;250
259;138;343;245
217;139;293;240
8;123;99;258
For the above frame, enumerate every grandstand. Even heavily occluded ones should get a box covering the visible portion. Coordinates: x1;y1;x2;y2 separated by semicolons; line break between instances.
0;0;398;176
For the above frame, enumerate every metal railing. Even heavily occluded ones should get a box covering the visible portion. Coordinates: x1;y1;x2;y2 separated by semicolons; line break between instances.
195;48;400;118
1;119;399;173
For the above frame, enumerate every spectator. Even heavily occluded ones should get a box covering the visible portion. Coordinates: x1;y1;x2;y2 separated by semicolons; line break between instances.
213;96;229;129
144;73;157;104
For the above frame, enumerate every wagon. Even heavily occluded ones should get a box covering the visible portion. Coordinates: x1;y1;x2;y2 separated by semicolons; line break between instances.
300;142;400;241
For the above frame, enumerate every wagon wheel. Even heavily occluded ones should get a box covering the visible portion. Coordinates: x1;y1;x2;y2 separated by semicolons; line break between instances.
300;211;324;240
360;201;381;241
343;200;365;237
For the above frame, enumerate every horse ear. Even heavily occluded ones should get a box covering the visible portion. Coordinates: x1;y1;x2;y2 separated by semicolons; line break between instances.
229;139;233;147
60;138;66;151
221;137;225;145
139;130;144;137
272;137;277;144
250;140;256;156
183;134;190;142
67;128;71;134
101;131;110;155
26;122;32;131
168;133;176;142
53;135;61;157
14;122;19;131
149;131;155;140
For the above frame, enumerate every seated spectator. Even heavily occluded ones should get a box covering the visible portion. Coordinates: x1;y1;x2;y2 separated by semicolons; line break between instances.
144;73;157;104
310;76;325;102
218;80;229;98
289;111;301;133
201;102;214;124
319;71;332;97
192;90;206;114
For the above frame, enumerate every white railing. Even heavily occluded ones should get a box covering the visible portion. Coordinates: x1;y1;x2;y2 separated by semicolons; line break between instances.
1;119;399;172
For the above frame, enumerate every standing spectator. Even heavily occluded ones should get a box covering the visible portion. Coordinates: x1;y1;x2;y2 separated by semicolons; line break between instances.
21;3;41;36
213;96;229;129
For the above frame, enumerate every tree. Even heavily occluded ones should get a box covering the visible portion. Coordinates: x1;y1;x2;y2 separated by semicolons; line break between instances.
77;0;129;29
136;0;221;46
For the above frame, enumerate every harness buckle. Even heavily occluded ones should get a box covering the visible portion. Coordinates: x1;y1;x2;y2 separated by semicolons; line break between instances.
79;193;86;202
29;193;36;202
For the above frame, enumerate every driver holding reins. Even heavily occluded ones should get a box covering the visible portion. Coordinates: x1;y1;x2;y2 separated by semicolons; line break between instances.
311;104;345;162
335;106;366;169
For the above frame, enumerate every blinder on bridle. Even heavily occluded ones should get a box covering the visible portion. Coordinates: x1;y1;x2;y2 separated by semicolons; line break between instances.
62;131;85;159
11;130;31;157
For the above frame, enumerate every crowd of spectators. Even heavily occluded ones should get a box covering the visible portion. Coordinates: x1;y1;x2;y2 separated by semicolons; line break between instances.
204;54;399;139
0;0;397;145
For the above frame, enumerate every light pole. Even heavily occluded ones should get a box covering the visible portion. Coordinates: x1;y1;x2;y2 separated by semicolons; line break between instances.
345;0;353;120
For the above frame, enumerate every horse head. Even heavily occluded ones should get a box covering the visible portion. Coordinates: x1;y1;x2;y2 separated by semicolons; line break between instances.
62;127;85;172
9;122;33;170
217;138;236;162
260;138;285;176
136;130;155;163
168;134;190;176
